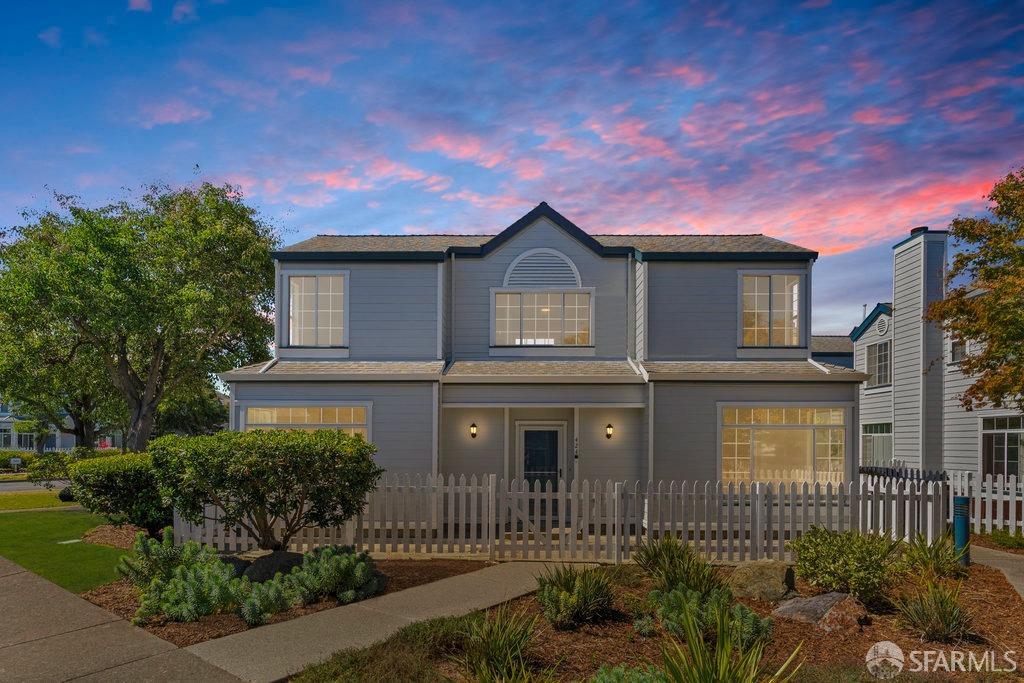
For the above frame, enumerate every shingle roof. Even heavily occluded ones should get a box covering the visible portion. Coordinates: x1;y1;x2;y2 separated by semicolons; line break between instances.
444;360;642;383
281;233;814;255
811;335;854;354
220;360;445;381
641;360;867;382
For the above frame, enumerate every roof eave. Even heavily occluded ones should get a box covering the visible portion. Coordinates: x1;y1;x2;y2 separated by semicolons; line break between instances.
849;303;893;342
638;250;816;262
647;371;867;382
273;251;446;262
441;374;645;384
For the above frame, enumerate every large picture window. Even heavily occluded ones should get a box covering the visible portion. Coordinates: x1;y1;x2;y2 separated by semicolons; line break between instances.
741;274;801;347
721;406;846;484
245;406;367;437
866;341;891;388
493;291;591;346
288;274;346;347
861;423;893;467
982;416;1023;480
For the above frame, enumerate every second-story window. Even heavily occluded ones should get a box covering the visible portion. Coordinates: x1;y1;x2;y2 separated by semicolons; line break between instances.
288;274;345;347
494;291;591;346
741;274;801;347
866;341;891;387
951;339;967;363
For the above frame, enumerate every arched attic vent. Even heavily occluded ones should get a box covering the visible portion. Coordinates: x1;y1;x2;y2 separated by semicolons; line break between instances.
503;248;581;288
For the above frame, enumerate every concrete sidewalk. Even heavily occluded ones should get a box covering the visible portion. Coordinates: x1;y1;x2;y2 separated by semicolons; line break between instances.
0;556;239;682
186;561;557;683
973;545;1024;598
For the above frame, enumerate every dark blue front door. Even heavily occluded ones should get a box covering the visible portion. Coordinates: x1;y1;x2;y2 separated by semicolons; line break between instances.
523;429;559;490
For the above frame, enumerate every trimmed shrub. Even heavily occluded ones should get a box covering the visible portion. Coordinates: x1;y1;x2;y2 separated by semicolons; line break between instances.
901;533;968;581
236;578;290;627
149;430;383;550
652;586;772;651
136;559;239;623
69;452;170;534
536;565;614;629
896;580;973;643
57;485;75;502
117;528;220;588
462;605;537;681
592;663;667;682
789;526;901;606
282;545;381;605
27;447;107;487
1;449;36;471
633;536;722;593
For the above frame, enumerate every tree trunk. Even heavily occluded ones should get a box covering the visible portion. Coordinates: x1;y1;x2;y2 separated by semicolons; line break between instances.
69;414;97;450
126;401;159;452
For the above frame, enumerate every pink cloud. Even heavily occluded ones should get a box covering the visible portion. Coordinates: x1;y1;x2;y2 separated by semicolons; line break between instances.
751;87;826;124
785;130;837;152
650;62;713;87
172;0;197;22
287;187;336;208
305;168;371;191
440;189;527;212
584;117;677;162
285;66;332;85
925;76;1012;106
177;59;278;107
364;157;451;192
411;132;506;169
37;27;61;48
137;98;211;128
851;106;908;126
128;0;151;11
512;158;545;180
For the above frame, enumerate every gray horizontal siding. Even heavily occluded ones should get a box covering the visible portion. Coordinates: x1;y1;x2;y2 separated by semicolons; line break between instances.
892;241;923;467
578;408;646;483
855;314;893;428
231;381;435;474
440;407;503;478
652;381;858;483
452;218;629;359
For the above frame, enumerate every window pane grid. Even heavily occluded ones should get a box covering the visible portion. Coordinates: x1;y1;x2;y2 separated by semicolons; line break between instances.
289;275;345;347
742;275;800;348
721;406;845;483
245;405;366;436
494;291;590;346
866;341;891;387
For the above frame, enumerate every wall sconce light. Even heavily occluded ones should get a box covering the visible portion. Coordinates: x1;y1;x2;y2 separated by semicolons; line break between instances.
605;423;614;439
469;423;478;439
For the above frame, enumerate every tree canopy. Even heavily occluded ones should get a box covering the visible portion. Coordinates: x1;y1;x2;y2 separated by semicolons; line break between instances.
926;167;1024;413
0;183;276;451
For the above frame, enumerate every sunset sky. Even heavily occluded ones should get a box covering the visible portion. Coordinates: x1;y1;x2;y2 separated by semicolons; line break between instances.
2;1;1022;332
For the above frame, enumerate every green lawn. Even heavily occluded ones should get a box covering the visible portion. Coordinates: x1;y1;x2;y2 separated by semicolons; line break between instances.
0;489;74;511
0;510;126;592
0;472;29;481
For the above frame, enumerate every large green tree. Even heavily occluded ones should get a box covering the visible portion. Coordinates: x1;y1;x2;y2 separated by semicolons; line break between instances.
926;167;1024;413
1;183;276;451
153;377;229;438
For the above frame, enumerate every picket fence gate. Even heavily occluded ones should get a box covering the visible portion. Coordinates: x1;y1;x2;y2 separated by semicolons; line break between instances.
174;474;949;563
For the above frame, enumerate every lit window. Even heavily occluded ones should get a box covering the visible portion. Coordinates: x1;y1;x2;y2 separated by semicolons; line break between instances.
861;423;893;467
721;406;845;484
288;275;345;347
245;405;367;437
493;291;591;346
742;275;801;347
866;341;891;387
982;417;1023;480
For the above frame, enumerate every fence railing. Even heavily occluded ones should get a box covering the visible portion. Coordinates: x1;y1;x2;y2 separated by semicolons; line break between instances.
948;472;1023;535
174;473;949;562
859;465;947;482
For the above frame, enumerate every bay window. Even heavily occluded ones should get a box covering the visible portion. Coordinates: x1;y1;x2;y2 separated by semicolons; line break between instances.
493;291;592;346
741;274;801;347
721;406;846;484
288;274;346;347
245;405;368;437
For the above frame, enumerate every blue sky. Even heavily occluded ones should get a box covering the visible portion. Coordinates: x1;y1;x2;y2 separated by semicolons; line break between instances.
2;0;1022;332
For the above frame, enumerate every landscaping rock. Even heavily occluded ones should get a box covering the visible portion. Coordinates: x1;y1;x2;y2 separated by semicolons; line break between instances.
727;559;795;602
242;550;304;582
772;592;868;633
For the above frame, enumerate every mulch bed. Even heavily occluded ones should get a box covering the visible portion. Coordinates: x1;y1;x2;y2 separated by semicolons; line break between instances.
970;533;1024;556
82;524;146;550
81;558;492;648
434;563;1024;681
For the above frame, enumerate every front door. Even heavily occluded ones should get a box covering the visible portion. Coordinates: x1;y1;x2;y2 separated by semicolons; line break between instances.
517;422;566;490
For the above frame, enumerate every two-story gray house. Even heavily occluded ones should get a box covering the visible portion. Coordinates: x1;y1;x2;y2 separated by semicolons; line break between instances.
851;226;1021;479
221;203;866;486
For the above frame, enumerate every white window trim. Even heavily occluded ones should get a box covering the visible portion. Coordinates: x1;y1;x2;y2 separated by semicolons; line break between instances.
735;269;808;354
237;400;372;442
279;267;351;359
865;340;892;388
860;422;894;467
715;401;855;482
978;413;1024;480
488;286;596;356
503;248;581;287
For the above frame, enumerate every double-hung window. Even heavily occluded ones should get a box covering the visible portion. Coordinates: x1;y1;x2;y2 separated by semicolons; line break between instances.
861;423;893;467
288;274;346;347
982;416;1023;480
245;406;368;437
741;274;801;347
951;339;967;363
865;341;891;388
494;291;592;346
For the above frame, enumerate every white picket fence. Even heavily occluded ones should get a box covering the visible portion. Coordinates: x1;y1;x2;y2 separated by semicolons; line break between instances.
948;472;1024;535
173;473;949;563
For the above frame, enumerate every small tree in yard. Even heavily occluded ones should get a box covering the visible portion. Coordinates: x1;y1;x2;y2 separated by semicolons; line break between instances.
149;430;383;550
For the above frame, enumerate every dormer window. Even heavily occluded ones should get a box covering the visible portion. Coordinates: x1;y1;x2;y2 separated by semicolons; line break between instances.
494;291;592;346
288;273;347;347
740;273;802;347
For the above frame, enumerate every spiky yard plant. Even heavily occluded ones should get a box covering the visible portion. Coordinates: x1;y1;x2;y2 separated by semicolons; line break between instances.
901;533;968;581
896;580;973;643
652;586;771;650
117;527;219;588
282;545;380;606
461;605;537;681
236;578;290;627
536;564;614;629
633;536;721;593
135;559;239;623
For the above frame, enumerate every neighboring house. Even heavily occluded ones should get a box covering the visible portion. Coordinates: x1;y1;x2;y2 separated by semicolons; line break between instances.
221;203;866;486
0;400;75;451
811;335;853;368
850;226;1021;478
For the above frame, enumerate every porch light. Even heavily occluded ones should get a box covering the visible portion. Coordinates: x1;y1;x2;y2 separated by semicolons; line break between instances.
606;423;614;439
469;423;478;439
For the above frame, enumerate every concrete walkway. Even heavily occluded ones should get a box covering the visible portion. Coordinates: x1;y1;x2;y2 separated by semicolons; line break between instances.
0;556;239;682
187;561;557;683
972;545;1024;598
